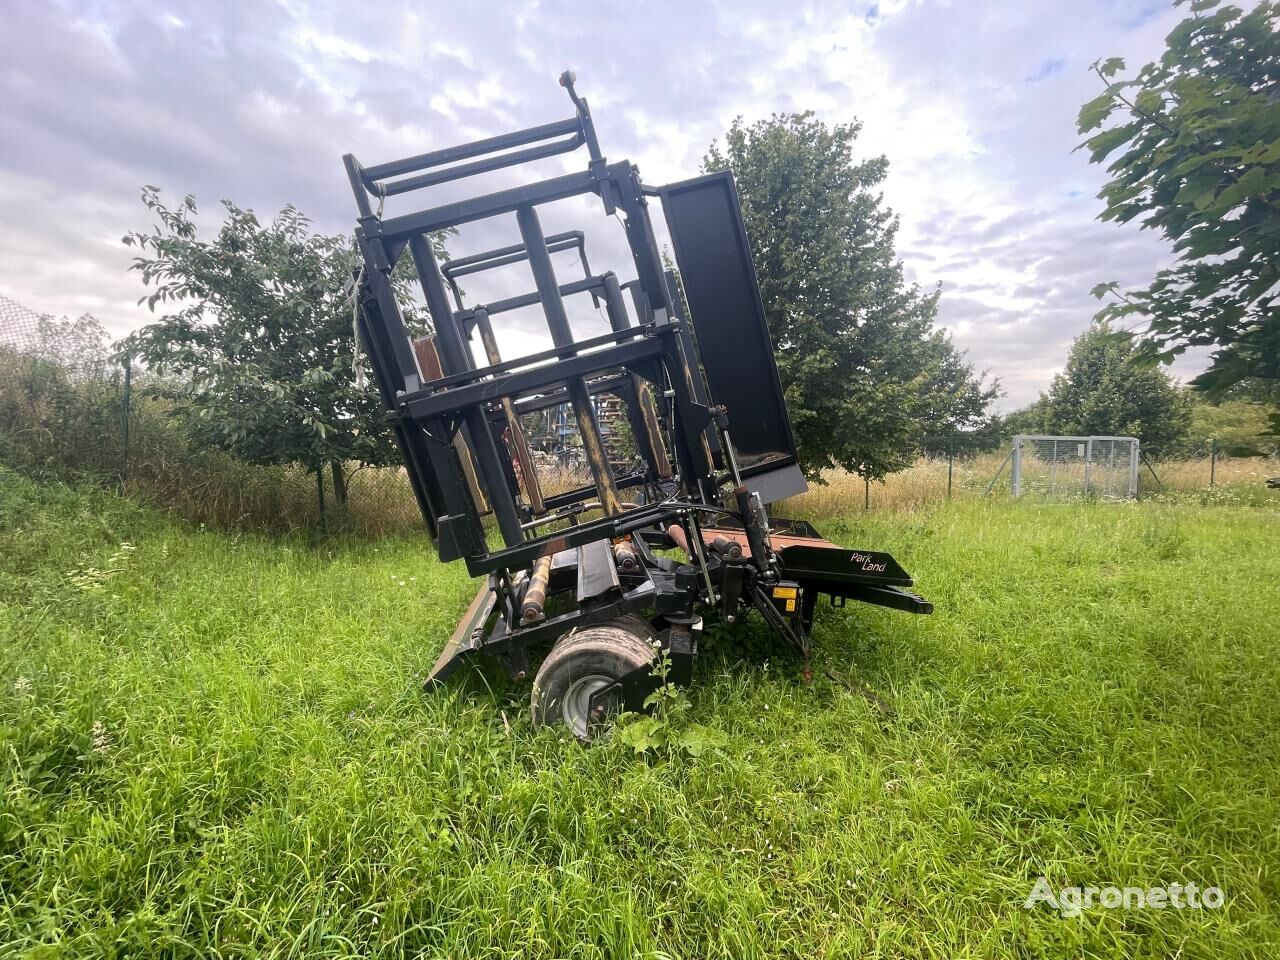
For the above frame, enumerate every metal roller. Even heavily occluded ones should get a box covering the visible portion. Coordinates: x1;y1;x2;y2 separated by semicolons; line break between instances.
521;555;553;623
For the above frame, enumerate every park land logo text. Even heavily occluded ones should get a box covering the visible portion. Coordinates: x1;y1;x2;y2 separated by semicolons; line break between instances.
1024;878;1224;919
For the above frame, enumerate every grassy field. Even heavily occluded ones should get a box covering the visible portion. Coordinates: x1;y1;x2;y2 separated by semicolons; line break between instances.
2;468;1279;959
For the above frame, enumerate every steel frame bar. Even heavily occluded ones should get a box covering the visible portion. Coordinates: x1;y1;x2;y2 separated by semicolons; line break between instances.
467;502;682;578
376;133;584;197
379;169;597;240
402;338;664;420
601;273;671;478
443;232;596;310
443;231;586;277
455;276;604;327
473;307;545;514
408;235;525;546
507;373;630;416
541;472;648;512
360;116;583;186
417;323;649;394
515;204;622;515
445;232;588;281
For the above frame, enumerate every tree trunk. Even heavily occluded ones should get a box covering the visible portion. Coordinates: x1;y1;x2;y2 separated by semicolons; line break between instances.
330;460;348;506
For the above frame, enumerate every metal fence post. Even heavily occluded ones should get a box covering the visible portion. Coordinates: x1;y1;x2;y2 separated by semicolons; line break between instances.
1129;438;1140;498
864;475;870;511
1011;436;1023;497
1210;438;1217;487
120;353;131;486
1083;437;1093;495
316;465;326;524
946;441;953;499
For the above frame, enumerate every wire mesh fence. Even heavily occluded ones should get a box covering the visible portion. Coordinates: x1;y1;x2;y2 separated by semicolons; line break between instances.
0;294;134;483
1010;435;1140;500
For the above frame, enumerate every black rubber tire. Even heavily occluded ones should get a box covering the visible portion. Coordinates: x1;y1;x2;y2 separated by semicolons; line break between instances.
531;624;656;741
607;613;657;640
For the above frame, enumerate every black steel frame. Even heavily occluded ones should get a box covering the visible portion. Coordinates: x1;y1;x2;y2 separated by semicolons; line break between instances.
345;71;712;579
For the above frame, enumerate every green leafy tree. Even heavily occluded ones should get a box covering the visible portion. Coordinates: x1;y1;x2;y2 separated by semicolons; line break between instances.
1079;0;1280;393
1188;397;1279;455
1042;325;1192;456
119;187;434;503
994;400;1053;439
703;114;996;480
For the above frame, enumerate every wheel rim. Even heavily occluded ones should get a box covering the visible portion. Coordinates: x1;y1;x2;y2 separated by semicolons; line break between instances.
563;673;614;739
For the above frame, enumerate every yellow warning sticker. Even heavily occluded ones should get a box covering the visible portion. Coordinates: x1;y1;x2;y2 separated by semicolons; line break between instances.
772;586;798;600
785;598;796;612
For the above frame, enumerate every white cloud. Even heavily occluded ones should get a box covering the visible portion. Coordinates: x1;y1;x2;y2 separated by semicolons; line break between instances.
0;0;1201;407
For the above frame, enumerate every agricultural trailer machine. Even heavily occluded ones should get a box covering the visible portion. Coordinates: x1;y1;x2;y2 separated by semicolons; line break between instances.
344;72;931;739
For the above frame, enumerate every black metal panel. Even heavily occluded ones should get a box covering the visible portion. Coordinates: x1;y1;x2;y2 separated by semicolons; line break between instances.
659;172;803;500
777;544;913;587
746;463;807;504
576;540;621;601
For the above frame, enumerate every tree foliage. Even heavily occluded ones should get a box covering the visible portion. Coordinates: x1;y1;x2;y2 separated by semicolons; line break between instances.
119;188;432;495
0;312;126;481
1079;0;1280;393
703;113;996;481
1188;397;1279;455
992;401;1052;442
1037;326;1192;457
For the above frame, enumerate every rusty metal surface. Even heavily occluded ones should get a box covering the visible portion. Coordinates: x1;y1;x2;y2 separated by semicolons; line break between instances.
473;311;545;514
632;378;671;478
710;535;743;560
412;334;444;382
569;378;623;514
612;538;639;572
699;526;836;559
521;555;553;623
425;582;497;688
413;336;489;513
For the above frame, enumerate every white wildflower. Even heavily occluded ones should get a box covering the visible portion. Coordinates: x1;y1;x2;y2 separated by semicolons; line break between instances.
90;719;113;754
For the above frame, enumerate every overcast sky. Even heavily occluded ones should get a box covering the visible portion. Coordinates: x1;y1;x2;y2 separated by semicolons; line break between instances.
1;0;1200;409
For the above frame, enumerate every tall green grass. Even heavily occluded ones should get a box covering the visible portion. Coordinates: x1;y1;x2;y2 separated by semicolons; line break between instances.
2;469;1278;958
